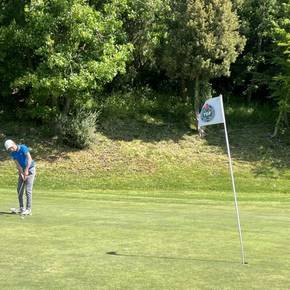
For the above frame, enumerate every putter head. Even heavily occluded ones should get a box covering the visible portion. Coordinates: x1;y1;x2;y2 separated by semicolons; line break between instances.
10;207;20;214
106;251;117;255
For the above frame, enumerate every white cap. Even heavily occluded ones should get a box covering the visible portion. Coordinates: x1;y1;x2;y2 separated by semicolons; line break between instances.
4;139;15;150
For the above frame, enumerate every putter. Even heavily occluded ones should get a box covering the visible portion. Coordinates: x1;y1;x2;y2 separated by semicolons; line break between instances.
19;174;26;218
10;174;26;214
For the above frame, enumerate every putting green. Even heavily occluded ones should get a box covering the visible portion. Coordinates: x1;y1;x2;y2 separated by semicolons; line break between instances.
0;190;290;289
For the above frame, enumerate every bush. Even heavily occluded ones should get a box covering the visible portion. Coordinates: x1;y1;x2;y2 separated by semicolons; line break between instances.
58;110;98;149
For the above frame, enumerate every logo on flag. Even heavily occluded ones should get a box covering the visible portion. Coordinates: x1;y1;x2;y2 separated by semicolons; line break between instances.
200;104;215;123
198;95;225;128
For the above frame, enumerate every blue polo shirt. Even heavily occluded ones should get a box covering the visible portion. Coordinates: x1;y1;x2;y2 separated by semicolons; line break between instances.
10;144;35;170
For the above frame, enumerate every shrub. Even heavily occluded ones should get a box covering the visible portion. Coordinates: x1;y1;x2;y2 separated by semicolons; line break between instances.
58;110;98;149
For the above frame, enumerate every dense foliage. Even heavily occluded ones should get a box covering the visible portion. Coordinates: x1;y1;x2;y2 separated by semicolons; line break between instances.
0;0;289;146
271;2;290;136
161;0;245;117
0;0;132;120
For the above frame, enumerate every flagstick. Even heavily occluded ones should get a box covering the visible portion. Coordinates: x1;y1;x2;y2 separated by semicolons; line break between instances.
220;95;246;265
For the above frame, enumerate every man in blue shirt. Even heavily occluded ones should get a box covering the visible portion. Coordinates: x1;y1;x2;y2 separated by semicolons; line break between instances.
4;139;36;215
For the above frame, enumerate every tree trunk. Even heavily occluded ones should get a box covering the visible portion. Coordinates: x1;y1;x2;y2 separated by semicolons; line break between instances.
181;79;189;102
64;96;71;116
272;110;289;137
52;96;61;135
194;76;203;135
194;76;200;119
272;110;283;137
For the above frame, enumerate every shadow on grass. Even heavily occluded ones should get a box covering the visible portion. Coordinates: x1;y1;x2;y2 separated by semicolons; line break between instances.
106;251;240;265
99;117;193;143
203;122;290;177
1;113;290;180
100;115;290;178
0;211;14;216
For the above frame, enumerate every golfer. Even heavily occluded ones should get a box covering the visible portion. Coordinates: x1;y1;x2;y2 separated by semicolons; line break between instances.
4;140;36;215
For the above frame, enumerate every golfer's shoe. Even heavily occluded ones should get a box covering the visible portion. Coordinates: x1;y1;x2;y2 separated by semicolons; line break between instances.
21;208;32;216
10;207;22;214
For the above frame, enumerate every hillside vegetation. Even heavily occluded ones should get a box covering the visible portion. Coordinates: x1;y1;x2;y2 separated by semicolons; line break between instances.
1;100;289;202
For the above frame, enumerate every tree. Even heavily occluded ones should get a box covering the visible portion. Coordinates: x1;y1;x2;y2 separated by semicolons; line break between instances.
0;1;28;110
110;0;170;88
161;0;245;122
0;0;132;121
230;0;279;102
270;2;290;136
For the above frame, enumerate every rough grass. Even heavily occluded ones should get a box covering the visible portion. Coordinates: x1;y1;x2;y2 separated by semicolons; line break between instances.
0;108;290;195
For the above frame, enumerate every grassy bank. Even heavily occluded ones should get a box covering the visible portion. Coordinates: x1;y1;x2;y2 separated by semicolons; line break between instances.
1;113;290;198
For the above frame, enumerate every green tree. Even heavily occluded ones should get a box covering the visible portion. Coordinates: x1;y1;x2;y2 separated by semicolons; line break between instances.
271;2;290;136
105;0;170;88
230;0;279;102
125;0;169;81
0;0;132;120
0;1;28;109
161;0;245;121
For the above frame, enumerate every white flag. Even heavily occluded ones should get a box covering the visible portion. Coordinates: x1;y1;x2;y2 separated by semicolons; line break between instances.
198;95;225;128
198;94;246;264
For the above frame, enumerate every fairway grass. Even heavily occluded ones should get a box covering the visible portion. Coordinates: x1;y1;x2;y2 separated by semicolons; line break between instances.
0;189;290;290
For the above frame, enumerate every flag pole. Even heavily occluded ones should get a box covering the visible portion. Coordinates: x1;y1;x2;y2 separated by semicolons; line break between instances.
220;95;246;265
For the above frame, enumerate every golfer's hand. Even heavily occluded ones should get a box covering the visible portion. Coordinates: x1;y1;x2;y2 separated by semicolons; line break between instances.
24;170;29;180
18;169;23;178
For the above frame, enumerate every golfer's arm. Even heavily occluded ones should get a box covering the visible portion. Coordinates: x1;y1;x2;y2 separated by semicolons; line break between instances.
14;160;22;173
25;152;32;173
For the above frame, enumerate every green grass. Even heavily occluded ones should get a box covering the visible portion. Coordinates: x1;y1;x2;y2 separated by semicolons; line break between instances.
1;99;290;289
1;120;290;195
0;189;290;290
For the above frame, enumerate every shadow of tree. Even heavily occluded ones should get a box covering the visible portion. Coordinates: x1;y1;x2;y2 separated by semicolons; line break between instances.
1;117;289;180
204;123;290;177
99;117;193;143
